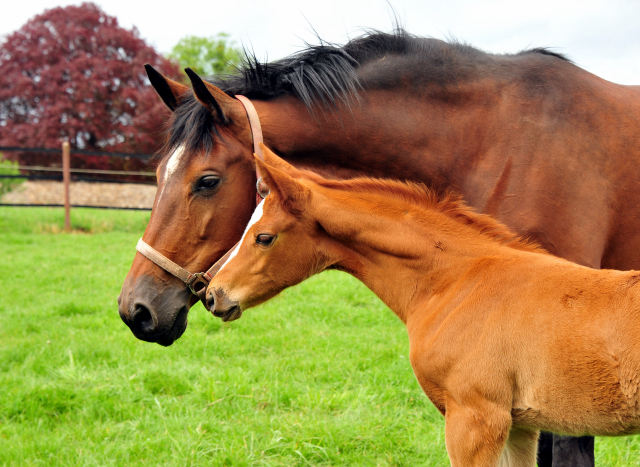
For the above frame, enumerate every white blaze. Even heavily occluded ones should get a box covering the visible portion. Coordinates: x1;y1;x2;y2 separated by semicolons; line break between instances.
217;200;265;274
165;144;185;180
157;144;186;204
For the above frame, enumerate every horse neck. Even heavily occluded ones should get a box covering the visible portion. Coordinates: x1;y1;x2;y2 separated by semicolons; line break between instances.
255;80;506;188
309;187;521;323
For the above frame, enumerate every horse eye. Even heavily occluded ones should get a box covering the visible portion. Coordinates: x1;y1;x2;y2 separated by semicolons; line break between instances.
195;176;220;191
256;234;276;246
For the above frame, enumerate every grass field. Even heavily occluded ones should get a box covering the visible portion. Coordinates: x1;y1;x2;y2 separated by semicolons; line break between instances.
1;207;639;466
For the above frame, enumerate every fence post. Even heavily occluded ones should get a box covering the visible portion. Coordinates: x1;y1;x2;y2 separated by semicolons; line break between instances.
62;141;70;232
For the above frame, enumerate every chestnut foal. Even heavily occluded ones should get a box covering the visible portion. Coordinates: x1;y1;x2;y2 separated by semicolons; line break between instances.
207;146;640;466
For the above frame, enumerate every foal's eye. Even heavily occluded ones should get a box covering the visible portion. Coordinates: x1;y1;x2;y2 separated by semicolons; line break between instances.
195;175;220;191
256;234;276;247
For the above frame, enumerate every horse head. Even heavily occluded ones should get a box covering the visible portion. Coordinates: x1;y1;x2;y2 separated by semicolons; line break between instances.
118;65;258;346
206;146;330;321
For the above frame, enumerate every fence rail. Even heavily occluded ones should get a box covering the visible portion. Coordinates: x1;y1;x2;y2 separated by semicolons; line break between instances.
0;203;151;211
0;146;156;179
0;174;156;185
13;165;155;176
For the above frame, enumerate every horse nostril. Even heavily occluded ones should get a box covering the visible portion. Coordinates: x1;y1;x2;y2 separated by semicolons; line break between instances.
131;302;157;335
206;291;215;311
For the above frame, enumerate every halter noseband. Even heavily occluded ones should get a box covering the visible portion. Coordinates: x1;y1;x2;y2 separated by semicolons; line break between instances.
136;95;264;308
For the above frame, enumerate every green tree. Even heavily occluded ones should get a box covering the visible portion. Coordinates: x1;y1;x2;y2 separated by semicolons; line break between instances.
0;2;181;168
169;33;241;77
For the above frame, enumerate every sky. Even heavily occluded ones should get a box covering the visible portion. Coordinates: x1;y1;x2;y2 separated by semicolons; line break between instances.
1;0;638;85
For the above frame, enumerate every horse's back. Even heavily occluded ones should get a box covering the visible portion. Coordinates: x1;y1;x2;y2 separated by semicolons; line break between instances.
465;66;640;270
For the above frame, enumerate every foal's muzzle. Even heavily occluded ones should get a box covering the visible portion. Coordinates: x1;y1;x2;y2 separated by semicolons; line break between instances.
207;287;243;322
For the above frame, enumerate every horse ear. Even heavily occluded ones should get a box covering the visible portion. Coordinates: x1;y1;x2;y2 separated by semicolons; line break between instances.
259;143;329;184
184;68;226;122
144;64;188;112
255;156;310;216
259;143;304;176
184;68;247;126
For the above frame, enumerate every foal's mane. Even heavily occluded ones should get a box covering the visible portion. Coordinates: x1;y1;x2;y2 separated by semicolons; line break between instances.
314;176;546;254
160;29;569;161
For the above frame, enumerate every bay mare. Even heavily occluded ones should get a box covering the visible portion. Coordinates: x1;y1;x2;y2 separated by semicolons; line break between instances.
118;29;640;465
207;148;640;467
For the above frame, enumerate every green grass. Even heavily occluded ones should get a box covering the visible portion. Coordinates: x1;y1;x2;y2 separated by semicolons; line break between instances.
0;207;639;466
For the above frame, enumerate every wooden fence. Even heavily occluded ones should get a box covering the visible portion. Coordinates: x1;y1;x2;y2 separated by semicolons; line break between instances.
0;144;156;230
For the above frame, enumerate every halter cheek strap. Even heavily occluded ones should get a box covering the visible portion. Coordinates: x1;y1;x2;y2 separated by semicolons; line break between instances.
235;95;264;173
136;238;238;305
235;94;269;203
135;95;264;309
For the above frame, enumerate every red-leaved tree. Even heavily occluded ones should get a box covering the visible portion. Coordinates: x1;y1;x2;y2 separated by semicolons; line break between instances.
0;2;181;172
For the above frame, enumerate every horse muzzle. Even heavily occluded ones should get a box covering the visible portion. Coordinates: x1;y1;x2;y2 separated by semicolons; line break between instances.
207;287;243;322
118;274;192;346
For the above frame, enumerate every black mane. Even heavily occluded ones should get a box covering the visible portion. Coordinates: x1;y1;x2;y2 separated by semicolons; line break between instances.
161;29;570;160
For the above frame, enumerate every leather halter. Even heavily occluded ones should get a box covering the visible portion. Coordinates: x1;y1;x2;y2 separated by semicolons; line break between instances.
135;95;264;308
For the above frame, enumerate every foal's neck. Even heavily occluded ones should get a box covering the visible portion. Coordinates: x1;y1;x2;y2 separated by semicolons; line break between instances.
313;189;532;323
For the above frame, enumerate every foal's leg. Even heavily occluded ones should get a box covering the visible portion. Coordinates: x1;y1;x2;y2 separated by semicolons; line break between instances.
444;400;512;467
499;427;539;467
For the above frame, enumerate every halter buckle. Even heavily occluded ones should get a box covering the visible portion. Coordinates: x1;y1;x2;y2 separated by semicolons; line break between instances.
186;272;211;298
256;178;270;198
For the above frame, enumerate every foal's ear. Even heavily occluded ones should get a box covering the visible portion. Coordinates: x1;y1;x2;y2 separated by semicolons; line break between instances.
259;143;304;176
145;64;189;112
185;68;246;125
259;144;327;185
255;156;310;216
